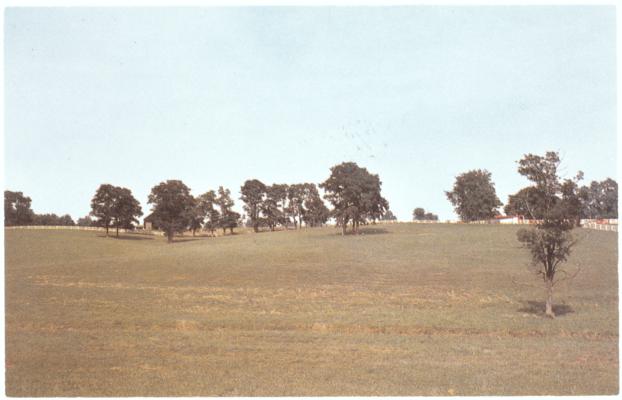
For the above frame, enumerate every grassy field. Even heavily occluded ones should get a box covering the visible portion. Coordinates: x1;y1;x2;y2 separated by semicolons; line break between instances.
5;223;618;396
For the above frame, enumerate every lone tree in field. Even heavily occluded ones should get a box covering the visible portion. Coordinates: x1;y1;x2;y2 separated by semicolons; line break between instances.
240;179;266;232
515;151;582;318
90;184;118;236
320;162;388;235
111;187;142;237
4;190;35;226
148;180;196;243
445;169;502;222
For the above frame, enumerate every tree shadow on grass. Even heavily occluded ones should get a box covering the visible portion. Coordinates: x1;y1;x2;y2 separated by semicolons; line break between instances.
328;227;390;236
517;300;574;317
98;234;155;241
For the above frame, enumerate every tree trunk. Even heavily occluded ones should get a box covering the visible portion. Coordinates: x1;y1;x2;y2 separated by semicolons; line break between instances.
341;222;347;236
545;279;555;318
167;229;173;243
229;227;233;234
105;225;109;237
253;224;258;233
116;226;119;238
192;229;196;237
222;227;226;235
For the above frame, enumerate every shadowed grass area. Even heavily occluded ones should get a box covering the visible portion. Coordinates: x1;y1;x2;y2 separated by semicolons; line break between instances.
5;223;618;395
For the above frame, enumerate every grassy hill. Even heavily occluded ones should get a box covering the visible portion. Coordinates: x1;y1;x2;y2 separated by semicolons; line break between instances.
5;223;618;395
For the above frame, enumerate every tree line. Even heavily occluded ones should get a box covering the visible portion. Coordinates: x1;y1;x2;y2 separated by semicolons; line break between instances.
5;161;393;242
445;154;617;223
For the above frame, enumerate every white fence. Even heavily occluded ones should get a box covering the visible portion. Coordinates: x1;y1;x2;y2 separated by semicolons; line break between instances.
582;222;618;232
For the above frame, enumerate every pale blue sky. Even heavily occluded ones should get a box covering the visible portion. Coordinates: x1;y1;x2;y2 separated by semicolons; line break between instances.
4;6;617;221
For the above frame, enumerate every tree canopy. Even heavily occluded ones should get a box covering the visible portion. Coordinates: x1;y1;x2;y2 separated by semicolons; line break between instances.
4;190;35;226
445;169;502;222
148;180;195;243
320;162;388;235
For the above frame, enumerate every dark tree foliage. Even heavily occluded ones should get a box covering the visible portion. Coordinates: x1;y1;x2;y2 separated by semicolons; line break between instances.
268;184;291;228
320;162;388;235
33;213;75;226
90;184;117;236
148;180;195;243
4;190;34;226
261;185;282;231
445;169;502;222
302;184;330;227
76;215;95;227
240;179;267;232
198;190;220;236
287;184;307;230
380;209;397;221
412;207;438;221
111;187;142;237
582;178;618;219
216;186;238;234
515;151;581;318
503;186;550;219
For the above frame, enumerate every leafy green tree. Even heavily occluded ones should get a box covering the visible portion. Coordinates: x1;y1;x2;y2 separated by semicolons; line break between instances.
515;151;580;318
4;190;34;226
90;184;117;236
424;212;439;221
76;215;95;227
198;190;220;236
413;207;425;221
380;209;397;221
269;184;290;228
302;184;330;227
582;178;618;219
216;186;237;235
261;185;284;231
33;213;75;226
148;180;195;243
446;169;502;222
111;187;142;237
287;184;307;230
413;207;438;221
320;162;387;235
503;186;550;219
240;179;266;232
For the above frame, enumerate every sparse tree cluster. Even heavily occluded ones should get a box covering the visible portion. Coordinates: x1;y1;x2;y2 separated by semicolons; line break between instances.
90;184;143;237
240;181;329;232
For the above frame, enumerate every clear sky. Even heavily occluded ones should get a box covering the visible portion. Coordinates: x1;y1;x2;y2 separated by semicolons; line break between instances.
4;6;617;222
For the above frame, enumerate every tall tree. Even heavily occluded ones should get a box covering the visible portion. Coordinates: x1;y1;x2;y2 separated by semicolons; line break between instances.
111;187;143;237
148;180;195;243
4;190;34;226
582;178;618;219
216;186;236;235
287;184;307;230
90;184;117;236
515;151;580;318
240;179;266;232
302;184;330;227
412;207;438;221
76;215;95;227
198;190;220;236
320;162;387;235
446;169;502;222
